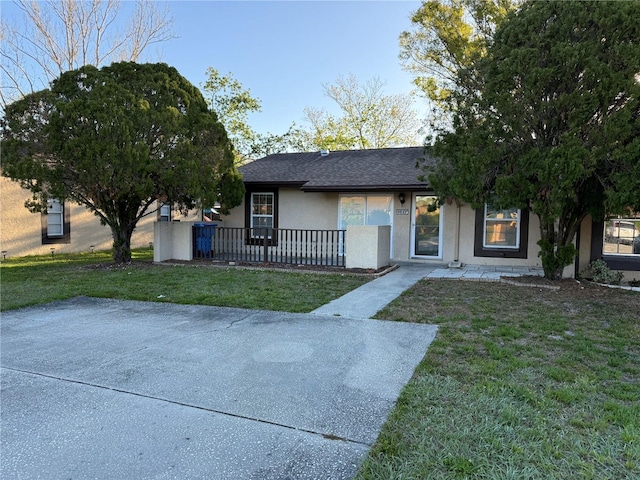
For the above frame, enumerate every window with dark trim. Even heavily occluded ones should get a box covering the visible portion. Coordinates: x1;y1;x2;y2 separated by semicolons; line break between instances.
592;213;640;271
244;187;278;245
474;205;529;259
41;199;71;245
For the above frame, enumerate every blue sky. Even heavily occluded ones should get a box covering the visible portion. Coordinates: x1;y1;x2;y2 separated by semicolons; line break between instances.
3;0;423;137
164;1;423;136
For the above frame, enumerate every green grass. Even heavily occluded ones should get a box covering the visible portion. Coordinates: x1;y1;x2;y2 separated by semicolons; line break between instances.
0;249;369;312
357;280;640;480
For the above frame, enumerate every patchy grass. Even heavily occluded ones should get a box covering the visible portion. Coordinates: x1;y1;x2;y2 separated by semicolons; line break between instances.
0;250;369;312
357;279;640;480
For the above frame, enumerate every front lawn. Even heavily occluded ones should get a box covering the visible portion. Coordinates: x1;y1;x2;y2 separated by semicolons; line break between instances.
357;279;639;479
0;250;369;312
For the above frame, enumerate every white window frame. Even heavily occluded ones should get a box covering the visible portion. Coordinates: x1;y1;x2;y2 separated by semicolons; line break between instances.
46;199;64;237
250;192;275;237
159;203;171;222
483;204;521;249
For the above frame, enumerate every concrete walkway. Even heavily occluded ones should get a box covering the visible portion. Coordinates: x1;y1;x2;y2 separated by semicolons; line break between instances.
312;263;543;319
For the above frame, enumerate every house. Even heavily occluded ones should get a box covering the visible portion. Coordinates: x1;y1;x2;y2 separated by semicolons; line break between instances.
0;176;197;258
217;147;639;280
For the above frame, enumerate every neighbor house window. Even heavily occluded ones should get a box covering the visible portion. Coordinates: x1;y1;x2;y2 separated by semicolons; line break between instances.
474;204;529;258
41;198;71;244
47;199;64;236
159;203;171;222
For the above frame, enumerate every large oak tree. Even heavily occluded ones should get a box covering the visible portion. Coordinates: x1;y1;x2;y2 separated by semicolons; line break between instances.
428;1;640;279
1;62;244;263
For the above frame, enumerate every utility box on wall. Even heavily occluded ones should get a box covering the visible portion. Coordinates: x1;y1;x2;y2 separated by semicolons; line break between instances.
346;225;391;270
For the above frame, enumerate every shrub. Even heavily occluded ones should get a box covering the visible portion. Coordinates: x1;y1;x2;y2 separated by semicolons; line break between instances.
583;259;624;285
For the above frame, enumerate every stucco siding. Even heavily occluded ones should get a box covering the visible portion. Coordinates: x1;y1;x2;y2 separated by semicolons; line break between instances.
278;189;338;230
1;177;158;257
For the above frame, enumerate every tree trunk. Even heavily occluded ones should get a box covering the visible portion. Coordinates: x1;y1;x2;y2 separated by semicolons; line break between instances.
537;216;580;280
111;224;134;264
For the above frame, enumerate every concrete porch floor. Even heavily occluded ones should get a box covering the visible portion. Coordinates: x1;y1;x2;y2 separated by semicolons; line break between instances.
425;264;544;281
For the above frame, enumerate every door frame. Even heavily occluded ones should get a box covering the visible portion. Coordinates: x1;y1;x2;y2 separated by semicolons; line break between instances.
410;193;443;259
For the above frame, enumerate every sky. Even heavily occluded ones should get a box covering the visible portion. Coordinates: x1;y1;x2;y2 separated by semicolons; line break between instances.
2;0;423;137
163;0;423;136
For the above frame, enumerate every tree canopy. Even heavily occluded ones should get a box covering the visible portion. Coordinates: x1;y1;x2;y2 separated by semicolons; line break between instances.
201;67;309;162
1;62;244;263
399;0;517;128
302;74;423;150
428;0;640;279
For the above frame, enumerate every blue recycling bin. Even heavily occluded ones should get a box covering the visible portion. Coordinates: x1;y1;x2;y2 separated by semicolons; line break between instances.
194;223;217;258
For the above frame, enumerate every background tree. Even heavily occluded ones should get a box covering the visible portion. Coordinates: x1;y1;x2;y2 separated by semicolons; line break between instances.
399;0;517;129
428;0;640;280
201;67;307;162
302;74;423;150
1;62;244;263
0;0;174;106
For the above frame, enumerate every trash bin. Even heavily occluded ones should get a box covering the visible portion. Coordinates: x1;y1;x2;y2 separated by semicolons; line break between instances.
194;223;217;258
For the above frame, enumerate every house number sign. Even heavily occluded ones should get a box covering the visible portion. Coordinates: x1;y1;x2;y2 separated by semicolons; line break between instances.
396;208;410;215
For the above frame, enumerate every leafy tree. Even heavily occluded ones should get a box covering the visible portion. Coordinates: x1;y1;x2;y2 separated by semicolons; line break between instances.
399;0;517;126
0;0;175;106
1;62;244;263
201;67;309;162
201;67;261;162
428;1;640;280
303;74;422;150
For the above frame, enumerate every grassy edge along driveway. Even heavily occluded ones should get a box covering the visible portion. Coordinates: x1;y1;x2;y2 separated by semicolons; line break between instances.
358;279;640;480
2;252;639;479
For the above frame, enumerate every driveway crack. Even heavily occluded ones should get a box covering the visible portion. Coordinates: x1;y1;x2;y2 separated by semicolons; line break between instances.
1;366;372;447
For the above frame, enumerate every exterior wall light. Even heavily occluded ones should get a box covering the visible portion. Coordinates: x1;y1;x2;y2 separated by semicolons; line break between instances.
398;193;406;205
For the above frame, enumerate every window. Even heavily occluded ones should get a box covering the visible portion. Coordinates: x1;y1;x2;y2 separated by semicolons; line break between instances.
339;194;393;256
159;203;171;222
603;214;640;255
47;199;64;236
339;194;392;229
483;206;521;249
41;198;71;244
474;204;529;258
251;192;274;232
591;211;640;272
244;188;278;244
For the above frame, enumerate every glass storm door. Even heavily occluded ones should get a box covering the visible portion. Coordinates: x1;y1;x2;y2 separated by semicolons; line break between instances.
412;195;441;257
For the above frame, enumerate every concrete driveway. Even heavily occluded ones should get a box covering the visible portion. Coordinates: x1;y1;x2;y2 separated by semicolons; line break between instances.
1;296;437;479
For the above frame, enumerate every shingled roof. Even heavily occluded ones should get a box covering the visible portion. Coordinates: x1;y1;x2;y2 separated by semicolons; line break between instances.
239;147;434;192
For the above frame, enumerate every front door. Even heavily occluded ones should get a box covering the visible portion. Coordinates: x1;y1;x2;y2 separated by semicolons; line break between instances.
411;195;442;258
